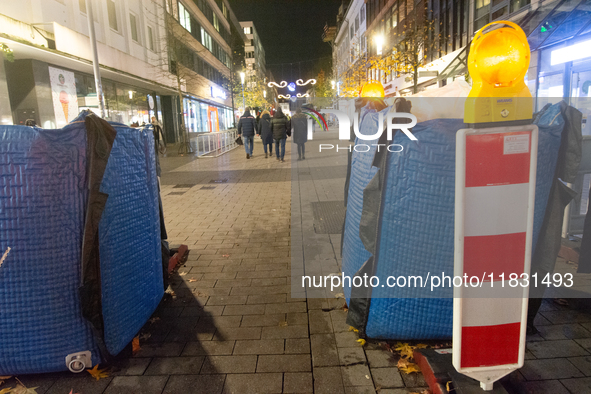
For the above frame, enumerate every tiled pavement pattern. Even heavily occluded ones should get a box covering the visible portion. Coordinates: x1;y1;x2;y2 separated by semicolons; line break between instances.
4;131;591;393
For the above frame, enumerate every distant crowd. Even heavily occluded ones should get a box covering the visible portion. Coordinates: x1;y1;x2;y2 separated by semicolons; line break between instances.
237;106;308;162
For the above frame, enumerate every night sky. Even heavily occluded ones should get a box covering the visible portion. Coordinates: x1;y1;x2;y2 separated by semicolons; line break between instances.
227;0;343;82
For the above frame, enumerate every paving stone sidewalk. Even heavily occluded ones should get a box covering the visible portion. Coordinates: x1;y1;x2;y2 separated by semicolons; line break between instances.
4;131;591;394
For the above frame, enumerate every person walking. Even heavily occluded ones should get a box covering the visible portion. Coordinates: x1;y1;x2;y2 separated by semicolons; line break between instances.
257;110;273;158
237;107;257;159
269;107;289;162
291;108;307;160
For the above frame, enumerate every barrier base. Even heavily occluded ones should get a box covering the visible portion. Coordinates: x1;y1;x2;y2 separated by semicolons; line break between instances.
413;349;510;394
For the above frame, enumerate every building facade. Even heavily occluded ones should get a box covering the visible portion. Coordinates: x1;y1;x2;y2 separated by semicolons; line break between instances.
239;21;266;87
0;0;244;145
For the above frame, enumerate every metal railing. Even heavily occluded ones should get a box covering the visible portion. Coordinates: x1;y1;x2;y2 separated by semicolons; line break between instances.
191;129;239;158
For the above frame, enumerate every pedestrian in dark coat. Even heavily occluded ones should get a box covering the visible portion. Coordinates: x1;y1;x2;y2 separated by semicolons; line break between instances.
291;108;307;160
237;107;257;159
257;110;273;158
269;107;288;162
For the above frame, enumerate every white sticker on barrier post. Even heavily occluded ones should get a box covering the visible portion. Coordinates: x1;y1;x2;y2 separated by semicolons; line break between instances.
453;125;538;391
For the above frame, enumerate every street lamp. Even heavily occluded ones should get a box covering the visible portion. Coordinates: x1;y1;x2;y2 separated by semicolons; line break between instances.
374;35;384;56
240;72;245;110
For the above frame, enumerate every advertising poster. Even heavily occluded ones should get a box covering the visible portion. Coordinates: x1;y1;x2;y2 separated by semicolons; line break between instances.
48;66;78;126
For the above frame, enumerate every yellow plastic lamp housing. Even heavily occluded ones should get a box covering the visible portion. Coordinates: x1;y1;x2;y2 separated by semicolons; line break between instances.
465;21;533;124
360;81;385;98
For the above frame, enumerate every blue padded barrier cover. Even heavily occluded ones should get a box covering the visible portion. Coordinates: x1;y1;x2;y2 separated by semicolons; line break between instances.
342;107;389;302
0;122;100;374
343;103;566;340
100;124;163;355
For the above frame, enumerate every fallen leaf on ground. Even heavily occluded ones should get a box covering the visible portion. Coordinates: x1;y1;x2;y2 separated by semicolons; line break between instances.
334;293;345;299
188;278;197;282
178;271;188;276
11;384;38;394
446;381;454;392
69;390;81;394
0;376;11;386
356;338;366;346
397;358;421;374
348;326;358;333
132;336;141;355
222;254;230;258
87;365;109;381
395;342;415;359
0;388;12;394
416;343;428;349
278;321;288;327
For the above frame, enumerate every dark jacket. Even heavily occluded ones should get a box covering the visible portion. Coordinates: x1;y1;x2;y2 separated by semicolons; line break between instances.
291;112;308;144
270;110;288;140
237;110;257;137
258;113;273;144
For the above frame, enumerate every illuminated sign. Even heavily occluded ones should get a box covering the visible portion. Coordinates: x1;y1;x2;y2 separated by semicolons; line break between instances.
211;86;227;100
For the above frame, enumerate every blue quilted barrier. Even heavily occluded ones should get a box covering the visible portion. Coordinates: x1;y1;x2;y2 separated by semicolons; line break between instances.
343;103;565;340
0;115;163;374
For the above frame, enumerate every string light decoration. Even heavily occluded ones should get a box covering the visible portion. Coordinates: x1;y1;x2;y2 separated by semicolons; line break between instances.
277;93;311;99
267;79;317;88
296;79;316;86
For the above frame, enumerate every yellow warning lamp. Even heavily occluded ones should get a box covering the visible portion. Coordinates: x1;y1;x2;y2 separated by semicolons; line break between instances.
359;81;385;98
464;21;533;124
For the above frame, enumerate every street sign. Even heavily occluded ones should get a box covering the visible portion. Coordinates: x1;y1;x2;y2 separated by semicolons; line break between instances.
453;125;538;390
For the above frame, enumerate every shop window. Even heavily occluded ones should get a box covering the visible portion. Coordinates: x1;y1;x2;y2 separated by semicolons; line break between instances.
107;0;118;31
543;1;591;47
130;13;139;43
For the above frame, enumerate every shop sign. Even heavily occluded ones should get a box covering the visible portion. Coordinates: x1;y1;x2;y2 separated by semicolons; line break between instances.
48;66;78;126
211;86;227;100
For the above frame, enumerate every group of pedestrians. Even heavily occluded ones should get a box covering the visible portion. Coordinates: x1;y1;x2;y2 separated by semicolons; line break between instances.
237;106;308;162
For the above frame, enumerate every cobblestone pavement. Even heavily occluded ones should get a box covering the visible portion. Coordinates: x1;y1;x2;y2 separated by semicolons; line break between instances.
4;131;591;393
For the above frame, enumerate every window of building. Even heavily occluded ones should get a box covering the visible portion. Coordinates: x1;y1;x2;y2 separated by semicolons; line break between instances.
222;3;228;18
130;13;139;42
244;26;252;35
350;25;354;39
79;0;86;13
492;6;508;20
360;4;366;23
392;3;398;28
355;15;359;32
147;26;155;51
107;0;118;31
475;0;491;18
201;27;213;51
213;13;220;32
407;0;413;14
179;2;191;32
510;0;530;13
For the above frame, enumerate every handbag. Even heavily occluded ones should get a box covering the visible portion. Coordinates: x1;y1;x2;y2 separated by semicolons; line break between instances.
235;136;243;145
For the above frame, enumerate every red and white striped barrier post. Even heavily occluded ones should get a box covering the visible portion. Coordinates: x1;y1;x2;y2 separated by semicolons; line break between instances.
453;125;538;390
